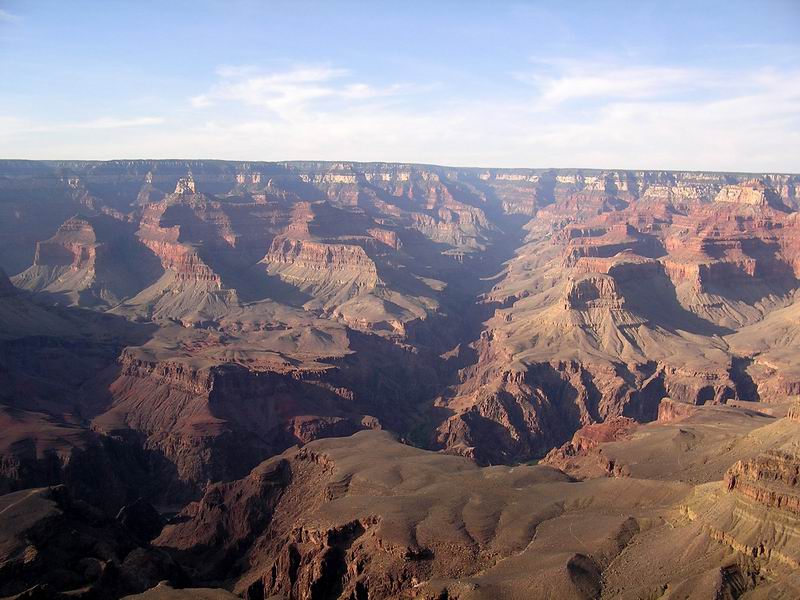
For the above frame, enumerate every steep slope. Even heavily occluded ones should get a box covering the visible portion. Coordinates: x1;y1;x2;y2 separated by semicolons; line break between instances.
1;160;800;599
260;200;440;333
155;405;800;599
726;296;800;398
3;160;800;487
12;214;161;307
113;179;240;325
0;486;183;599
0;267;168;508
0;267;81;339
435;178;800;463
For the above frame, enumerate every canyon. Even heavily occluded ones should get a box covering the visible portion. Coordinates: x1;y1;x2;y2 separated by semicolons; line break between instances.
0;160;798;598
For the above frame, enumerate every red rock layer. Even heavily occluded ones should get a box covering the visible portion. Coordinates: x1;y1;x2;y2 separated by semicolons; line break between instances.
542;416;636;478
725;450;800;515
137;202;222;286
657;398;701;423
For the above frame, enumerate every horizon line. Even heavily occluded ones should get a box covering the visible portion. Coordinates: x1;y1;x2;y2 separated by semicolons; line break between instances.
0;158;797;177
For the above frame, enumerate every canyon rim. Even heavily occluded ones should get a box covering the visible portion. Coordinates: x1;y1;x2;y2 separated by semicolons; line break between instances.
1;1;799;598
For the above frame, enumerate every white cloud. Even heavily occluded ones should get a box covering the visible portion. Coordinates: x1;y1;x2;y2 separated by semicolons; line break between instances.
515;58;719;110
0;116;164;136
188;65;414;119
189;94;212;108
537;66;695;105
2;60;798;172
65;116;165;130
0;9;19;23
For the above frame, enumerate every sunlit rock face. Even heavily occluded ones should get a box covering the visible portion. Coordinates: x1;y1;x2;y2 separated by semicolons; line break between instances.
0;160;799;597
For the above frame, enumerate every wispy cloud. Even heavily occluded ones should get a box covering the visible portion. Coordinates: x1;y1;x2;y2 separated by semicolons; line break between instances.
514;57;724;111
509;59;800;170
65;116;164;130
2;59;798;172
189;65;417;119
0;116;164;135
0;9;20;23
529;68;697;107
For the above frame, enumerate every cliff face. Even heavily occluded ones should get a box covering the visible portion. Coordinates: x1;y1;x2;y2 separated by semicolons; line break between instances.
263;237;379;304
92;348;379;501
684;444;800;588
1;159;799;498
725;450;800;515
541;416;636;479
12;214;162;307
433;173;800;463
0;160;799;598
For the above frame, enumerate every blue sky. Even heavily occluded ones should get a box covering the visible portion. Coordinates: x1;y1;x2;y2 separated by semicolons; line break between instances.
1;0;798;171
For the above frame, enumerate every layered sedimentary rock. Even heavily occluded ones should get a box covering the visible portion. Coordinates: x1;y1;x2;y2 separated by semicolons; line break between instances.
0;271;168;508
12;214;160;307
656;397;701;422
0;160;799;598
92;344;378;501
714;179;787;208
726;298;800;400
542;416;636;479
115;194;237;325
725;450;800;515
263;237;379;307
155;431;683;600
685;443;800;593
4;161;799;472
435;175;800;463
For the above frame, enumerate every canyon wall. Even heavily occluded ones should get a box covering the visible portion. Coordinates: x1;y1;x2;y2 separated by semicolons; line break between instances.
1;159;798;480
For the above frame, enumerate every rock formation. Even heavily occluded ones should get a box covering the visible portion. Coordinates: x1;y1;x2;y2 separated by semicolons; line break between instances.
0;486;184;599
0;160;799;597
12;214;161;307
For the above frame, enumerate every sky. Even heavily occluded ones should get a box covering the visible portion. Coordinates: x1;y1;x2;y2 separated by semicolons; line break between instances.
0;0;799;171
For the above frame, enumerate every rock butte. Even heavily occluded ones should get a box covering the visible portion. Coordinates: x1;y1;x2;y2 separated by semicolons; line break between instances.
0;160;798;598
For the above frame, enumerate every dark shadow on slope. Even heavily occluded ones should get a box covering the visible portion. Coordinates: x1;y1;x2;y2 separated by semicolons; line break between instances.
730;356;761;402
617;263;735;336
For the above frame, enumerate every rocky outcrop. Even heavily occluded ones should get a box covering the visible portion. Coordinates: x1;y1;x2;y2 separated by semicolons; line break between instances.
714;179;786;209
0;486;185;599
788;401;800;422
564;275;626;310
657;397;701;423
92;348;380;501
136;203;221;286
12;215;161;307
263;237;379;297
32;215;99;269
155;429;771;599
684;443;800;587
435;353;668;464
725;450;800;515
542;416;636;478
174;174;197;195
